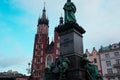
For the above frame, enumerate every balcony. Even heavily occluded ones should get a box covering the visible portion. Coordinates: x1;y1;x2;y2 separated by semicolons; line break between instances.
105;73;115;78
114;73;120;77
113;64;120;68
105;73;120;78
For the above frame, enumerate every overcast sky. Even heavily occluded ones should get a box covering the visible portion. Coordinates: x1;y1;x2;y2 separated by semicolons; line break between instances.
0;0;120;75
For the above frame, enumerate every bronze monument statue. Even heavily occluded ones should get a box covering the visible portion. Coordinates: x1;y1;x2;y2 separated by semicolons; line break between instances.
63;0;76;23
43;0;103;80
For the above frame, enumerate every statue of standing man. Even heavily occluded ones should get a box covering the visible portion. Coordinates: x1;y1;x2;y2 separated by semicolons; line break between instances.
63;0;76;23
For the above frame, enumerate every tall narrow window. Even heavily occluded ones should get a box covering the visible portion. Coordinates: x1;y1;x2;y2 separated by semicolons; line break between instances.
114;52;119;57
116;59;120;64
56;50;59;55
35;51;37;56
36;44;38;49
107;68;113;74
94;58;97;63
57;43;60;48
41;51;43;56
117;68;120;73
34;58;36;63
106;61;111;67
37;51;40;56
38;38;40;43
41;57;43;63
41;44;43;49
38;45;41;50
105;53;110;58
46;55;53;67
58;36;60;40
37;58;40;63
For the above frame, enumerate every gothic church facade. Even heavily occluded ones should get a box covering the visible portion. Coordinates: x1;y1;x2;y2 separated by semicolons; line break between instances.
31;6;62;80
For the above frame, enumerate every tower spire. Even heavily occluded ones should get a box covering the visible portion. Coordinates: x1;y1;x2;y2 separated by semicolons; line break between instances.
42;2;46;19
44;1;45;10
38;2;49;25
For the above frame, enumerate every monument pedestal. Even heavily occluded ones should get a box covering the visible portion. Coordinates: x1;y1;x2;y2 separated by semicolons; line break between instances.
56;22;89;80
66;69;88;80
56;22;85;57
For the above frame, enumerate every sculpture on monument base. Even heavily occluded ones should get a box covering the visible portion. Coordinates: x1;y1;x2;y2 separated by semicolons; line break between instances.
43;53;103;80
82;54;103;80
63;0;76;23
43;53;70;80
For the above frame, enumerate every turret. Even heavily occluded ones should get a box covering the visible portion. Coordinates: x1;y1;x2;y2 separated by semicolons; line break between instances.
59;16;63;25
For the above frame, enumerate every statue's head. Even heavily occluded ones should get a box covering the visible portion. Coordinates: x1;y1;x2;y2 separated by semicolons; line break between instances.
67;0;71;2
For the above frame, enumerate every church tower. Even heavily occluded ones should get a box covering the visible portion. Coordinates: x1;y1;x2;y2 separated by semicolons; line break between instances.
31;6;49;80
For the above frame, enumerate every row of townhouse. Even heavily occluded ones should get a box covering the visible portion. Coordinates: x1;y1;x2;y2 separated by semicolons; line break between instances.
86;42;120;80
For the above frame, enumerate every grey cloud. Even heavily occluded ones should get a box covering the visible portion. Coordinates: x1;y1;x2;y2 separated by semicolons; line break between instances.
0;57;25;68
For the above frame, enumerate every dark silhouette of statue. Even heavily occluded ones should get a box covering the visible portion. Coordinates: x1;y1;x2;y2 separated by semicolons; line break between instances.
63;0;76;23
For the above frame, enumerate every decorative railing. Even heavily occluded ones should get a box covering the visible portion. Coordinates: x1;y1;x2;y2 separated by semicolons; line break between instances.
105;73;120;77
113;64;120;68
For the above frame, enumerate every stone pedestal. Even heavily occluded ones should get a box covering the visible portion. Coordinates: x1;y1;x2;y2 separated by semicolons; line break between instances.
56;22;85;56
56;22;88;80
66;69;88;80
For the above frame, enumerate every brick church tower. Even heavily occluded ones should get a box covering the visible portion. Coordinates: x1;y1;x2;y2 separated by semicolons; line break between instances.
31;6;60;80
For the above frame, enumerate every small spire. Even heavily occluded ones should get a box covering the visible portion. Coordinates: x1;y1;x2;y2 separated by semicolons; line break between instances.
42;2;46;19
100;45;103;48
38;2;49;25
59;14;63;25
43;1;46;11
93;47;95;50
86;49;88;52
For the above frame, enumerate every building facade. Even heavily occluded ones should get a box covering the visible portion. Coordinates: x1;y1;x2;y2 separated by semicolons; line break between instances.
99;42;120;80
31;6;61;80
85;47;102;75
0;70;28;80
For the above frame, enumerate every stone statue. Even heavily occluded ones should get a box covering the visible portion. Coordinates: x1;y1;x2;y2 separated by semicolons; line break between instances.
63;0;76;23
43;53;70;80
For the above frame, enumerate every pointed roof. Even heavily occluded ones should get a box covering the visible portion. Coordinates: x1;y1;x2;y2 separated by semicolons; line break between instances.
59;15;63;25
38;4;49;25
46;41;54;53
91;47;98;55
42;5;46;19
85;49;91;56
85;49;90;54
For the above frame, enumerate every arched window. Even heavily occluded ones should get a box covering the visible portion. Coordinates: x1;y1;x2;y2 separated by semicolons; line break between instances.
46;55;53;67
